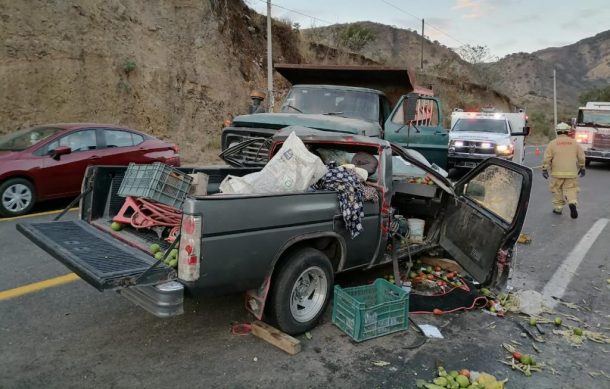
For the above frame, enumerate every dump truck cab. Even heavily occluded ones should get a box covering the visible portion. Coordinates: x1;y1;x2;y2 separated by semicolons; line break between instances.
221;64;449;169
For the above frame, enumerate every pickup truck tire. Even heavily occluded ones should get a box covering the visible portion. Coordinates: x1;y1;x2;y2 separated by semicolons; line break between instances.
0;178;36;217
267;248;334;335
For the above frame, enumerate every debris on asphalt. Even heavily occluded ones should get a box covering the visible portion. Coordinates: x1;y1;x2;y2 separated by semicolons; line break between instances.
517;233;531;244
512;289;545;315
501;343;544;376
305;331;312;340
553;328;610;345
372;360;391;367
418;324;444;339
417;366;507;388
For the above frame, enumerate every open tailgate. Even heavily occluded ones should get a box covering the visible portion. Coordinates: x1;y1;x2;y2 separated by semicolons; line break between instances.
17;220;176;291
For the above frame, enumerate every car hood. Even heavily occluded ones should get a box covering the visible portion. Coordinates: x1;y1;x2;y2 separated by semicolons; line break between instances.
449;131;509;142
232;113;382;137
0;151;19;160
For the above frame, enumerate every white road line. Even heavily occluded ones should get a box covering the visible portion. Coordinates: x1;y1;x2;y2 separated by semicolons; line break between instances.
542;218;609;308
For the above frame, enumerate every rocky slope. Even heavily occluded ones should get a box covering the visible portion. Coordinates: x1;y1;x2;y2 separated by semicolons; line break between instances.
0;0;300;163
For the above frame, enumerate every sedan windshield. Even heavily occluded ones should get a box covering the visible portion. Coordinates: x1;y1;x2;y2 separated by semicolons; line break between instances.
280;87;379;123
452;118;508;134
0;127;63;151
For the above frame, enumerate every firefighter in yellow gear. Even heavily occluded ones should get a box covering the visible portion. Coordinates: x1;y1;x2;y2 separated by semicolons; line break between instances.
542;122;586;218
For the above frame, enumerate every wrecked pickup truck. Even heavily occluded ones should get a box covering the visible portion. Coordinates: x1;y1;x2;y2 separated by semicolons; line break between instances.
18;128;531;335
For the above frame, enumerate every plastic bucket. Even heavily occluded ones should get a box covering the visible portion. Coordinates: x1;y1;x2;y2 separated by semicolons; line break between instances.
407;218;425;242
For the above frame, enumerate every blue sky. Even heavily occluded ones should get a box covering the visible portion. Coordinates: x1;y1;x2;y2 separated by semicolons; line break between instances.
247;0;610;59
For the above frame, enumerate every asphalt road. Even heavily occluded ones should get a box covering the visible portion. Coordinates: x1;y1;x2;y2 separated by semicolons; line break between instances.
1;148;609;389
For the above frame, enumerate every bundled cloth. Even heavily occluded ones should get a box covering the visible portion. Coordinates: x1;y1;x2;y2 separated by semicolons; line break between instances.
312;162;365;238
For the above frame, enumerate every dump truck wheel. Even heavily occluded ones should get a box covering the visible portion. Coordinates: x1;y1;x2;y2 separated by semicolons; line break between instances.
267;248;333;335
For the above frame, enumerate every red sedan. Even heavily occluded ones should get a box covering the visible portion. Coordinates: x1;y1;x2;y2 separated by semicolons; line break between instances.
0;123;180;217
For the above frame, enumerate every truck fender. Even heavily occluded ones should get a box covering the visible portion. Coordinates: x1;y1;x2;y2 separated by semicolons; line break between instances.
244;232;346;320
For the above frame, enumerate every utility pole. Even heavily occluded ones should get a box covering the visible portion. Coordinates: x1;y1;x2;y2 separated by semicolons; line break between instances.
266;0;274;112
553;66;557;130
420;19;424;70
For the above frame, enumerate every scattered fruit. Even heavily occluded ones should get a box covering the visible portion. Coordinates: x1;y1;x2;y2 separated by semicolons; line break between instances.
170;248;178;258
168;259;178;268
154;251;164;261
433;377;448;387
433;308;443;315
455;374;469;388
435;266;442;272
449;370;459;378
479;288;491;296
554;317;562;326
458;369;470;378
149;243;161;254
512;351;522;360
528;317;537;326
520;354;532;365
573;327;583;336
110;222;123;231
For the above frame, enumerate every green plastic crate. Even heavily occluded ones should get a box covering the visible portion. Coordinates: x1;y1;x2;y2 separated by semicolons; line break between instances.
118;162;193;209
332;278;409;342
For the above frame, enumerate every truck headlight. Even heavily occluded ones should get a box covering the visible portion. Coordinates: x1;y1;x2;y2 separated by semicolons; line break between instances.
452;140;464;147
496;144;514;155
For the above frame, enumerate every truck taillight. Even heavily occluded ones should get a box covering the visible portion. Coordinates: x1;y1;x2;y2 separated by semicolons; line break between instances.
575;132;589;143
178;215;202;282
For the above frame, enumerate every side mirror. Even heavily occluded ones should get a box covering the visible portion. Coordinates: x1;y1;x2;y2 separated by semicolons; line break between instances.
512;126;530;136
51;146;71;160
402;93;419;124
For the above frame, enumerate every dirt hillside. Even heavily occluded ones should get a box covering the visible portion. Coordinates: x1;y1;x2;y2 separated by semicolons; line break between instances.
0;0;302;163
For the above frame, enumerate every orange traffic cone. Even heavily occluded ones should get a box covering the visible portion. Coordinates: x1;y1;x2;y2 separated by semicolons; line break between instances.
535;147;541;156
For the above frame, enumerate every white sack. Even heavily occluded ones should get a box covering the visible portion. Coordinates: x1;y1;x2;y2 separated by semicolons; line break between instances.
219;132;327;194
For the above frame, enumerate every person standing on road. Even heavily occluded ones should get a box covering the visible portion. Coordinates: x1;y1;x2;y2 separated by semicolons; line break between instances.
542;122;586;219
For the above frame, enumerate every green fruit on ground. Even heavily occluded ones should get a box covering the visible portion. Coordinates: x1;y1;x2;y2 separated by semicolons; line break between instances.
149;243;161;254
433;377;448;386
154;251;164;261
409;272;418;278
529;317;537;326
554;317;562;326
480;288;491;296
449;370;459;378
520;355;532;365
573;327;583;336
169;259;178;268
110;222;123;231
456;375;470;388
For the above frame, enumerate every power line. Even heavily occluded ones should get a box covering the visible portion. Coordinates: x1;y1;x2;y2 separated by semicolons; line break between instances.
253;0;334;27
379;0;467;47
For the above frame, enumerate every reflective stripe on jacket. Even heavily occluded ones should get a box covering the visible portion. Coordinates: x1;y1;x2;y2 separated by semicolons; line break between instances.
542;134;585;178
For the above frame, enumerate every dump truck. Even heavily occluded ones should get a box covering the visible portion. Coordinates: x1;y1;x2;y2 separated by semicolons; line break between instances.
18;128;532;335
222;64;449;169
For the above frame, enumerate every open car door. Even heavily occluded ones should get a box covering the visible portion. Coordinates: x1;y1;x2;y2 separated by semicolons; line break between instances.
439;158;532;287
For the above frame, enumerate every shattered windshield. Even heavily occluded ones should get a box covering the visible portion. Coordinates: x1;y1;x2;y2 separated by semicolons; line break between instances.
452;118;508;134
280;86;379;123
578;110;610;126
0;127;63;151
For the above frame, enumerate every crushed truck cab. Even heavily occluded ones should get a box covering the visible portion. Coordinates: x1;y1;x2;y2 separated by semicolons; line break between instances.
18;128;532;335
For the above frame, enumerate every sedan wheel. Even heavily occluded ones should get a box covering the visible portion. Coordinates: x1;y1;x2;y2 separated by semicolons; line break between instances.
0;179;36;217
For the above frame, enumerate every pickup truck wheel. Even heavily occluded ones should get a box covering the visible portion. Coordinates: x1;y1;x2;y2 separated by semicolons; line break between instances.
267;248;333;335
0;178;36;217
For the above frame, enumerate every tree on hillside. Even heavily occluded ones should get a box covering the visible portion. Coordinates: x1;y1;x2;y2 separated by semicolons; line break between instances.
456;44;500;90
338;24;376;52
579;85;610;104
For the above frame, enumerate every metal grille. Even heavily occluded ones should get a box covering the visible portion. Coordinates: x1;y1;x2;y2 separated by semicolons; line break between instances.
592;132;610;150
31;221;154;277
240;136;271;162
109;172;125;216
